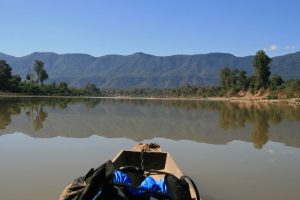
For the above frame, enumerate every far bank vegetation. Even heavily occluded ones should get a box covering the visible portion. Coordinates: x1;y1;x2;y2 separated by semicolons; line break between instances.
0;51;299;99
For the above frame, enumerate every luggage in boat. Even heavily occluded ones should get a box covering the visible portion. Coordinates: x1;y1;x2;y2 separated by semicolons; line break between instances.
59;143;200;200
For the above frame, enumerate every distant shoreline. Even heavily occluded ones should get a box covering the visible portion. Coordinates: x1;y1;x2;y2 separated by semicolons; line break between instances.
0;93;299;105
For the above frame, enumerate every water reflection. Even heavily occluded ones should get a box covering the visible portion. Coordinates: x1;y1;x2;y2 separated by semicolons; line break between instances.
0;97;300;149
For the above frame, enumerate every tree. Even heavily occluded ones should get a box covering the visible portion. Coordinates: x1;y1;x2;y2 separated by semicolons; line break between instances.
230;69;240;89
253;50;271;89
247;75;257;92
40;69;49;84
59;82;68;90
269;75;284;90
220;67;231;89
34;60;49;84
220;67;239;91
85;83;101;95
8;75;21;92
0;60;13;91
26;73;31;81
237;70;248;91
58;82;69;95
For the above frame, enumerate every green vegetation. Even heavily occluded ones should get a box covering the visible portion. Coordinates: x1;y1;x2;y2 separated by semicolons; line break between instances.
218;51;299;98
0;50;299;99
0;60;21;92
253;50;271;89
0;59;86;96
33;60;49;84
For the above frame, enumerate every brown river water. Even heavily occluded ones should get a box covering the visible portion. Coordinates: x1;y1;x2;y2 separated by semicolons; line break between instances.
0;97;300;200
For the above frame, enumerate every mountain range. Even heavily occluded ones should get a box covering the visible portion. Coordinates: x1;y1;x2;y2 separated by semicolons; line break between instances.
0;51;299;88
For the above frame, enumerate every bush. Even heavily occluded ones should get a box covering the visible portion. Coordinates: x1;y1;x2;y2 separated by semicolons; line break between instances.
269;75;284;90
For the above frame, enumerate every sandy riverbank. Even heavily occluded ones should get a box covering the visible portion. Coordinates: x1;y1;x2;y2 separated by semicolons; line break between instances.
0;92;299;105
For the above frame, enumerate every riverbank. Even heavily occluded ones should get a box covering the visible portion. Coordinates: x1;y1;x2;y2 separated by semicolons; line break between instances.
1;92;299;105
211;96;300;105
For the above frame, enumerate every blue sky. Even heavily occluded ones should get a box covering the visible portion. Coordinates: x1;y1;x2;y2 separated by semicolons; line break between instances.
0;0;299;57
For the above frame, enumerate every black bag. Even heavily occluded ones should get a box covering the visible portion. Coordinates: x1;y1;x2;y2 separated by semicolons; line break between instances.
59;161;115;200
165;174;192;200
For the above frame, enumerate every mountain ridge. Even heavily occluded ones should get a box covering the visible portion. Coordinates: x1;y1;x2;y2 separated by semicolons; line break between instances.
1;51;299;88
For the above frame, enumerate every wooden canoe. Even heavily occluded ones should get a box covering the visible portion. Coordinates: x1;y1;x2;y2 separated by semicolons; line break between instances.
112;143;200;200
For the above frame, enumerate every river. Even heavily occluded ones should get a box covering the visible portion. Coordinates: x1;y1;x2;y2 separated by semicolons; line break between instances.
0;97;300;200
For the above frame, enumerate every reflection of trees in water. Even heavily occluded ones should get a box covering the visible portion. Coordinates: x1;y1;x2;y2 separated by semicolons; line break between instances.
84;99;100;109
0;98;102;130
0;99;50;131
218;103;271;149
217;102;300;149
26;106;48;131
0;97;300;149
219;104;248;130
0;101;21;129
251;109;269;149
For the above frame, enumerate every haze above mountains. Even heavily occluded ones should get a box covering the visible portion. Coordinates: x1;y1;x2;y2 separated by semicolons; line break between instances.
0;51;299;88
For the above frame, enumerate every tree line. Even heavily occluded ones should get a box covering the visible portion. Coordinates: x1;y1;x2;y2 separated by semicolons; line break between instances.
0;50;299;98
0;59;102;96
219;50;299;98
220;50;275;93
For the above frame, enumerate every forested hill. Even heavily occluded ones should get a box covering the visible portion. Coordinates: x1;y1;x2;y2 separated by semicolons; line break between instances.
0;51;299;88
